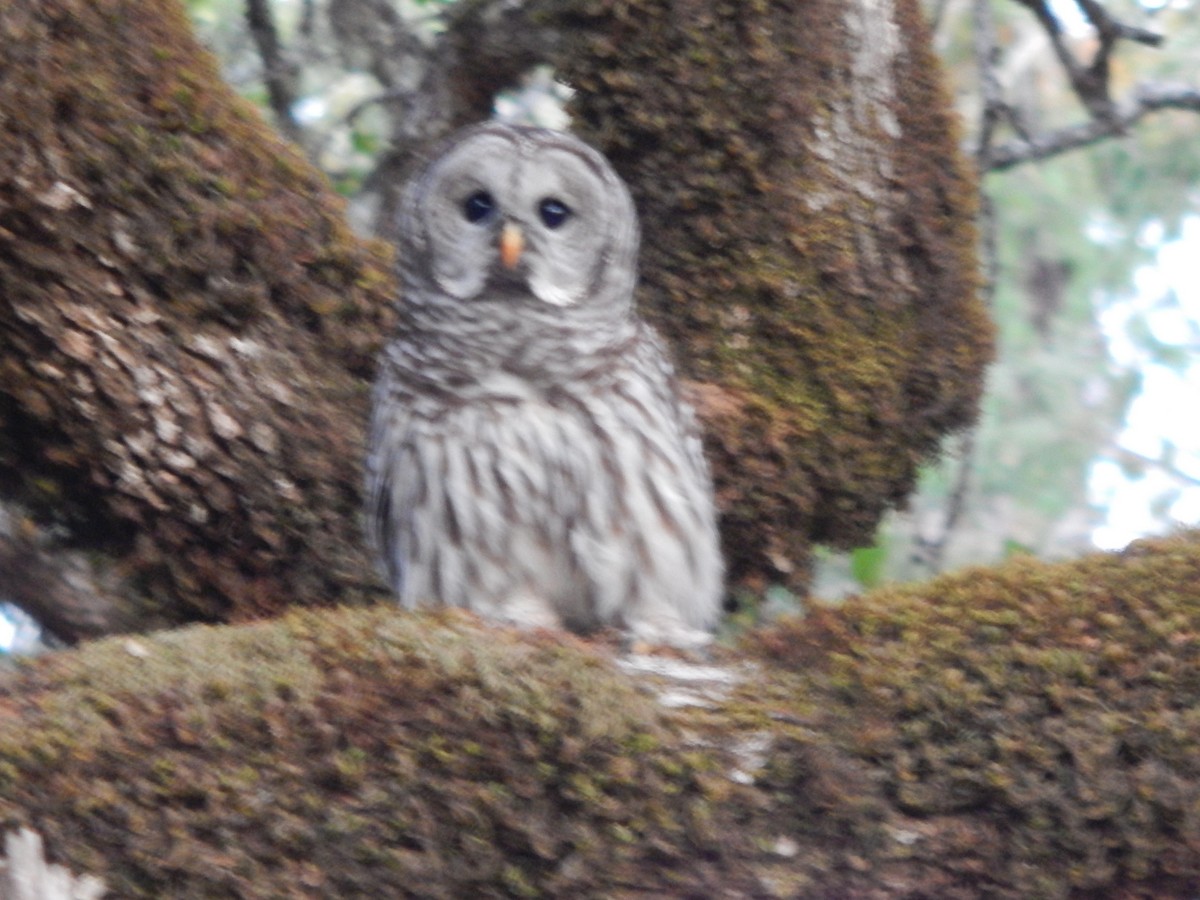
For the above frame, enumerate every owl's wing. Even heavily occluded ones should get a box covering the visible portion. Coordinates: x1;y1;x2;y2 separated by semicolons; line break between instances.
632;323;714;485
365;364;411;597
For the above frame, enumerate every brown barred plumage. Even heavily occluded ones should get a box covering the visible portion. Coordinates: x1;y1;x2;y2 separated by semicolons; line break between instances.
366;122;723;647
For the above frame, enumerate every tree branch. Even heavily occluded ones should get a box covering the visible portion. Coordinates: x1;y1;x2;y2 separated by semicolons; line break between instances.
244;0;303;144
1076;0;1164;50
986;82;1200;171
928;0;953;35
0;503;130;644
1108;444;1200;491
1010;0;1163;120
968;0;1188;172
1011;0;1111;119
358;0;563;239
911;0;1009;577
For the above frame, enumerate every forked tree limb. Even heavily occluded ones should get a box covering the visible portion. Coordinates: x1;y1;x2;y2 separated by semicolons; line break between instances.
975;0;1193;173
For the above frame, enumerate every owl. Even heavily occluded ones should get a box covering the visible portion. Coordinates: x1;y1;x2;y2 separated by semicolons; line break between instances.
366;122;723;647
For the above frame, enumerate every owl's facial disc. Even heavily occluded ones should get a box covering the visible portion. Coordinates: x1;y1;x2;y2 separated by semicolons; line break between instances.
512;148;609;307
415;128;637;311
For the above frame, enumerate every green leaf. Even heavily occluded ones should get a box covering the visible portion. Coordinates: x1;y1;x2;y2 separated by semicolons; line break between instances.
850;545;888;589
1002;539;1034;559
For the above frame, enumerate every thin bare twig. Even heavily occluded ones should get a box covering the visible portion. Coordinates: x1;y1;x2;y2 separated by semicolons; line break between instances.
1012;0;1161;120
1108;444;1200;491
973;0;1005;161
244;0;303;144
1076;0;1163;50
1012;0;1115;119
987;82;1200;171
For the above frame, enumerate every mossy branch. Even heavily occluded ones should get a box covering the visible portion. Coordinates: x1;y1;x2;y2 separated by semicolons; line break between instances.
0;532;1198;896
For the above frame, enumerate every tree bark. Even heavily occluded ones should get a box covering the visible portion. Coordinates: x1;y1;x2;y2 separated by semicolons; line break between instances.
0;0;990;639
0;0;396;640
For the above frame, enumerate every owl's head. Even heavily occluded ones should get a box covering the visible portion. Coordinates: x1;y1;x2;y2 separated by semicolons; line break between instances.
397;122;640;315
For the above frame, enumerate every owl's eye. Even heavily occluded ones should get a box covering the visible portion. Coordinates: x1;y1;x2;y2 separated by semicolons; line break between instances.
538;198;572;229
463;191;496;224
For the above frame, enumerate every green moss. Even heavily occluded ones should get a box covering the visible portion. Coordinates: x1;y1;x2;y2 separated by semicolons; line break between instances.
550;0;993;587
0;0;398;629
743;530;1200;896
2;536;1200;894
0;608;730;896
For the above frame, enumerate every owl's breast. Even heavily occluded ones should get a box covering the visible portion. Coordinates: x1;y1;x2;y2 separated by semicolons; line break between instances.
451;368;544;405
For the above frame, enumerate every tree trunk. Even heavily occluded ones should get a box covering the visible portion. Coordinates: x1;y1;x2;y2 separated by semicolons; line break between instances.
4;4;1187;897
551;0;993;588
0;0;396;640
0;0;991;640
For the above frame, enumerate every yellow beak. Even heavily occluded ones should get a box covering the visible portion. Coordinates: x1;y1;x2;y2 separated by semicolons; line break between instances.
499;222;524;270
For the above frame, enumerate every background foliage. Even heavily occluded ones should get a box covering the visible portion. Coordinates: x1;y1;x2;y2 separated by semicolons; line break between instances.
843;0;1200;591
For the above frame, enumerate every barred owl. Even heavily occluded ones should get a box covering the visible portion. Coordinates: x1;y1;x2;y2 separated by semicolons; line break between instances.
366;122;723;647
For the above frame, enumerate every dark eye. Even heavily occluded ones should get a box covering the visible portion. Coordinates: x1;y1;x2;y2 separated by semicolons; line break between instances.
538;198;571;229
463;191;495;224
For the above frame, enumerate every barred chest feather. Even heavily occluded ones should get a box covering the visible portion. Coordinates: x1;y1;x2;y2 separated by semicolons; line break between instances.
368;328;722;647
